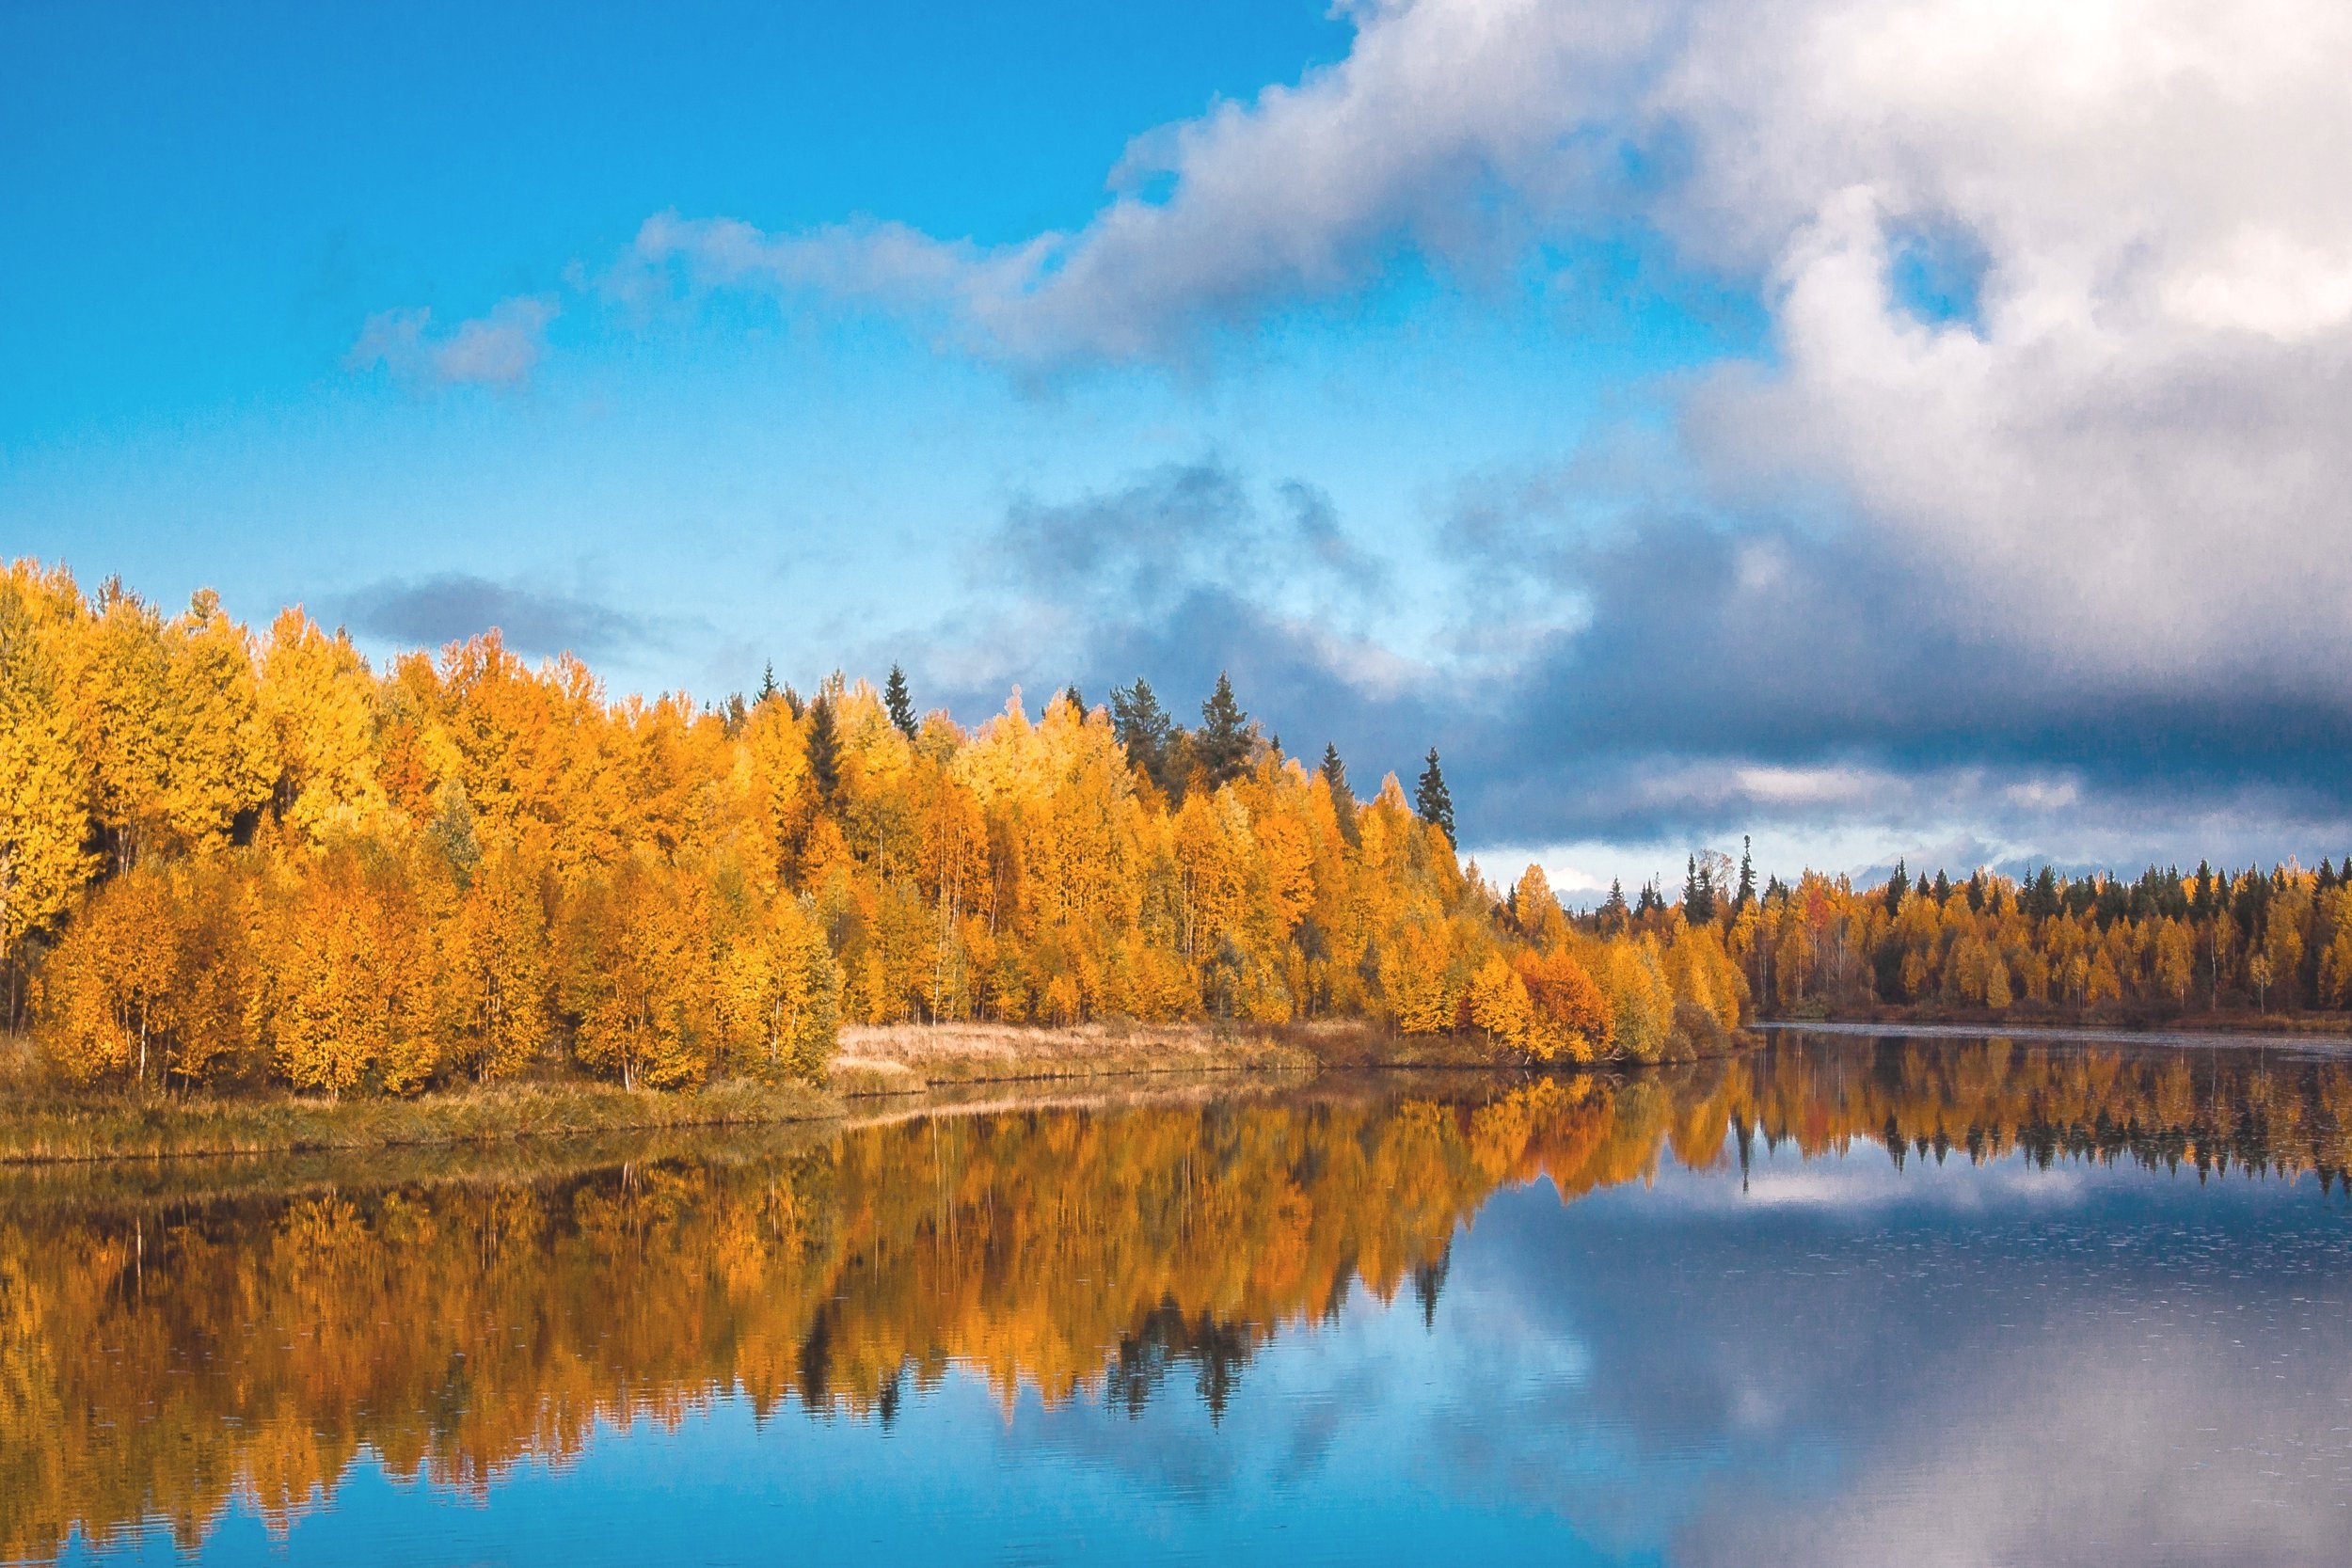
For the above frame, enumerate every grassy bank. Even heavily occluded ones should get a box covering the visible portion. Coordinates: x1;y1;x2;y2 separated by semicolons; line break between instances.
0;1017;1754;1165
0;1077;836;1165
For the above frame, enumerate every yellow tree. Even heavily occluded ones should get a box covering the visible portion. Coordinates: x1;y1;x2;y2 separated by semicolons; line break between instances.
562;858;718;1089
715;891;841;1080
78;583;173;868
259;608;386;842
32;867;180;1087
157;590;274;852
434;845;553;1082
258;847;436;1095
0;571;93;983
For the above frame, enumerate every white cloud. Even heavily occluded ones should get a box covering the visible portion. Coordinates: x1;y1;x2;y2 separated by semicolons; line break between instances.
619;0;1660;362
1652;0;2352;679
347;295;559;386
626;0;2352;691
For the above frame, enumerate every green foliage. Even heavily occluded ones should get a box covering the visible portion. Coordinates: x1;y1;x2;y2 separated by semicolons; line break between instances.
1413;748;1454;846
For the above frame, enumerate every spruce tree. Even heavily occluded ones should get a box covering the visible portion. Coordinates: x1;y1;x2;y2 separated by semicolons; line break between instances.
1883;858;1910;915
1195;673;1257;786
1063;684;1086;718
805;696;842;804
1735;835;1756;911
883;664;918;740
1111;678;1175;793
756;661;779;705
1414;748;1454;844
1320;743;1359;845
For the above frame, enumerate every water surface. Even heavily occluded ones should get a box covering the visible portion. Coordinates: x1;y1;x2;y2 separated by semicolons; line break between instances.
12;1031;2352;1565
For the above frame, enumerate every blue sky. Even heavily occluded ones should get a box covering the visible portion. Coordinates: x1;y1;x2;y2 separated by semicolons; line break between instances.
8;0;2352;893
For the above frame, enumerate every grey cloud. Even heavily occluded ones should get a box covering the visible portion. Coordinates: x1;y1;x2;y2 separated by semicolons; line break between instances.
987;461;1395;626
909;465;1441;784
340;573;655;661
913;451;2352;866
1446;508;2352;851
1279;481;1391;602
995;462;1255;594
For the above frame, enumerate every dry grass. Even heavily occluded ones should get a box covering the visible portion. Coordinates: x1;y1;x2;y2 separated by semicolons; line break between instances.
0;1077;836;1166
0;1012;1753;1168
830;1021;1318;1096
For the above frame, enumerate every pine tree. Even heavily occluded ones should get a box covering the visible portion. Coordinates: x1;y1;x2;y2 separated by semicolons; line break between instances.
1319;743;1359;845
1194;673;1256;787
1110;678;1176;793
1414;748;1454;844
805;697;841;804
883;664;917;740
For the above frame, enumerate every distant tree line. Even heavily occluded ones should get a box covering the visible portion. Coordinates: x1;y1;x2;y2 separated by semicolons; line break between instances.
1642;839;2352;1020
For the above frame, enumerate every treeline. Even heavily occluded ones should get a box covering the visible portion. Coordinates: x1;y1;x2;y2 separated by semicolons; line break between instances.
0;562;1742;1097
1643;848;2352;1020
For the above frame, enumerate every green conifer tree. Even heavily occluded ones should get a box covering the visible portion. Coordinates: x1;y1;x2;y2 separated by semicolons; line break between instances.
1414;747;1454;844
805;697;842;804
1111;678;1176;794
883;664;918;739
1195;673;1256;787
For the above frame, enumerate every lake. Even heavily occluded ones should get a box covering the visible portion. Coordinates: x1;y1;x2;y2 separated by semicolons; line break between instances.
12;1029;2352;1566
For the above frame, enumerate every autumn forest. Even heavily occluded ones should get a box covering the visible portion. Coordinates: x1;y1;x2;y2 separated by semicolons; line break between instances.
1;561;2346;1102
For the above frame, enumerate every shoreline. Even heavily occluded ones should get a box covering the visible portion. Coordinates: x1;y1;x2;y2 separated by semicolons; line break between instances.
1760;1018;2352;1053
0;1019;1748;1168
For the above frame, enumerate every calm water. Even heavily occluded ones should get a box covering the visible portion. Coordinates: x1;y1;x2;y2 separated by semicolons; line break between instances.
12;1031;2352;1566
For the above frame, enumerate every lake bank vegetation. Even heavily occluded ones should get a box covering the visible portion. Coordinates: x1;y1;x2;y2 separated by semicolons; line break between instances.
1700;851;2352;1028
0;561;1743;1122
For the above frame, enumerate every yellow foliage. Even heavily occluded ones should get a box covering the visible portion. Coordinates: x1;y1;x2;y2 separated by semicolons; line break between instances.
0;570;93;958
1467;954;1533;1051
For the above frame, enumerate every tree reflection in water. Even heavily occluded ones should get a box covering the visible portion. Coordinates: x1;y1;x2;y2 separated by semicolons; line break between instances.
6;1034;2350;1561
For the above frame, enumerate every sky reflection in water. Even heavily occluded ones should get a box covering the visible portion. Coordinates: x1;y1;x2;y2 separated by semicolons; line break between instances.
26;1033;2352;1567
